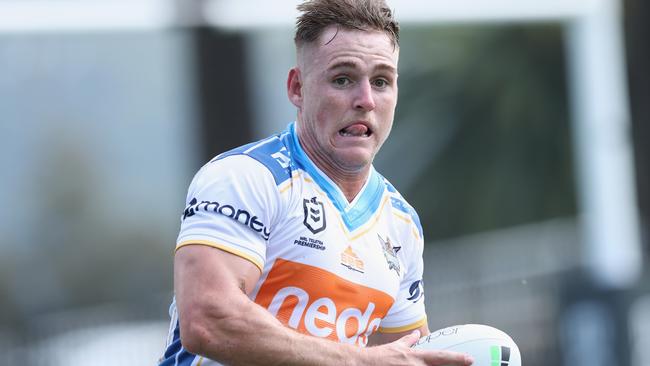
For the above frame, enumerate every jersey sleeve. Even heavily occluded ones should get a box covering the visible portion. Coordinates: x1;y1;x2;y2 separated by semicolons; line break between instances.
176;155;283;272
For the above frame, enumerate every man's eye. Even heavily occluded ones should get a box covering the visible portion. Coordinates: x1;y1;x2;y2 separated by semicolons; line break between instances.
373;79;388;88
333;77;351;86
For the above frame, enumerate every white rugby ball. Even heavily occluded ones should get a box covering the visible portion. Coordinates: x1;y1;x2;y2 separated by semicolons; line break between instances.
412;324;521;366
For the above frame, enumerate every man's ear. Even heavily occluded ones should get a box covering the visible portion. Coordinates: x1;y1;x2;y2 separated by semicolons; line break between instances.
287;67;303;108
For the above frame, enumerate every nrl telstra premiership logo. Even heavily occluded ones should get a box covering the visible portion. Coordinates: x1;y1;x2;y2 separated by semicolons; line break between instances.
303;196;326;234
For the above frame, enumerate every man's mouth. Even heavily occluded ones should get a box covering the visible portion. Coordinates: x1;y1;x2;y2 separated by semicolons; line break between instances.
339;123;372;138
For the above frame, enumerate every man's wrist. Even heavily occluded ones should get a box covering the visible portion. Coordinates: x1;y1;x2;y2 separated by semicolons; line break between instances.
347;345;375;366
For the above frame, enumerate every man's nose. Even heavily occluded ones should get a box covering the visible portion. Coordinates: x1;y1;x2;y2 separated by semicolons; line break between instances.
354;80;376;111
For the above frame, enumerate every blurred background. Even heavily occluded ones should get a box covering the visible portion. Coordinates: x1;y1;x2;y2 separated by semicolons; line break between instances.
0;0;648;365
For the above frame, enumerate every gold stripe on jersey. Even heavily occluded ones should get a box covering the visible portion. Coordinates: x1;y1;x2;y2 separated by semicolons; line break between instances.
278;170;302;194
392;210;422;241
176;240;264;272
348;195;390;242
377;316;428;334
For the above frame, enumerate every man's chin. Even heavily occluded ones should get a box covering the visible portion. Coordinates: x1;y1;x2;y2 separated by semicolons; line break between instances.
332;150;374;172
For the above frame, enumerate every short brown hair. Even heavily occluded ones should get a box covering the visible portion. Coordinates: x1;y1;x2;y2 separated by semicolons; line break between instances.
294;0;399;48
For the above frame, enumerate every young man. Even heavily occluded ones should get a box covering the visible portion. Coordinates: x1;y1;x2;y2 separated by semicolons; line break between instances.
160;1;473;365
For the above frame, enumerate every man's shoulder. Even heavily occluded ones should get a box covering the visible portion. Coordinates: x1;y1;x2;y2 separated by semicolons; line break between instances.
209;132;293;186
378;174;423;239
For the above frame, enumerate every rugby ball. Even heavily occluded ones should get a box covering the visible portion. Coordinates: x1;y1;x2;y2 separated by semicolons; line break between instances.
412;324;521;366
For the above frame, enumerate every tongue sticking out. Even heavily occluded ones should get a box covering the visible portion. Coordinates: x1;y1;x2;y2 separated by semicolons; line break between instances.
340;124;369;137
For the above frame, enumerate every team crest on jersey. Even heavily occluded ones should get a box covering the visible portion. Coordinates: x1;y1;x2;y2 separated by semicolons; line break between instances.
303;196;326;234
378;234;401;276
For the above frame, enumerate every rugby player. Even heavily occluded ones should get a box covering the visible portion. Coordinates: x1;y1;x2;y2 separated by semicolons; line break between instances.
160;0;474;365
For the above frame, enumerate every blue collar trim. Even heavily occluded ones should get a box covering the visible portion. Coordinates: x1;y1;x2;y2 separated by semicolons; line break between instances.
286;122;385;232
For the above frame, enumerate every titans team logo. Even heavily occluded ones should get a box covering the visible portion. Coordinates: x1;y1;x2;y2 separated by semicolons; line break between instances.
303;197;326;234
378;234;401;276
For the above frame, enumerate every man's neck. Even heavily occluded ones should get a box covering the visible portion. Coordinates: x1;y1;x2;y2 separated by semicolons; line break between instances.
299;143;371;203
330;169;370;203
311;154;370;203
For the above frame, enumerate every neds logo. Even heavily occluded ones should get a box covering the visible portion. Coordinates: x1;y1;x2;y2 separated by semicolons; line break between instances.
183;197;270;240
267;287;381;346
255;259;395;347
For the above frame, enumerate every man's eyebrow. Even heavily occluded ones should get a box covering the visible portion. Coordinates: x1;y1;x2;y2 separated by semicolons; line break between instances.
374;63;397;73
327;60;359;70
327;60;397;74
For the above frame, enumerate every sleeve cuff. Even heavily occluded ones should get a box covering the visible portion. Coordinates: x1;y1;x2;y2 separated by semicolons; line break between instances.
176;239;264;273
377;315;428;334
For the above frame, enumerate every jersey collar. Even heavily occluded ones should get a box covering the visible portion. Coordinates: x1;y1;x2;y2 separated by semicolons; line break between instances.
286;122;385;232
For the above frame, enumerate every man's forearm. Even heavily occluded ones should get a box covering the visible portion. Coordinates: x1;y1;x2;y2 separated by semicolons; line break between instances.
179;288;367;366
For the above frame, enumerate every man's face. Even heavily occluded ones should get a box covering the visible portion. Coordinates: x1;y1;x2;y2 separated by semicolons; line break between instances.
289;26;399;176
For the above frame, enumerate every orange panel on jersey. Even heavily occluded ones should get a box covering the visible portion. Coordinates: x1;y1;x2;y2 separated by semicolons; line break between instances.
255;258;395;347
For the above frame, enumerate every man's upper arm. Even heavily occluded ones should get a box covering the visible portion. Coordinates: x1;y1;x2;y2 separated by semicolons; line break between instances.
175;244;262;300
173;244;263;354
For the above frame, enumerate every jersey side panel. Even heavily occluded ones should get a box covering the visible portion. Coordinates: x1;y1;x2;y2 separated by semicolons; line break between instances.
376;178;427;333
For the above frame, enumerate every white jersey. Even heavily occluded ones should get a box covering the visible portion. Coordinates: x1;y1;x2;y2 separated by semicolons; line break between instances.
160;122;426;365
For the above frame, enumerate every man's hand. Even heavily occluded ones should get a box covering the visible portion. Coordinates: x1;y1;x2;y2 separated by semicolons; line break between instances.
366;330;474;366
